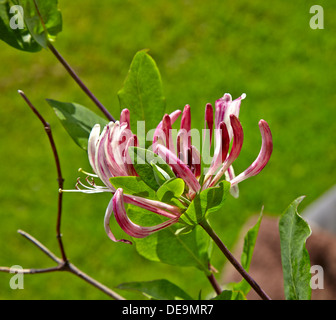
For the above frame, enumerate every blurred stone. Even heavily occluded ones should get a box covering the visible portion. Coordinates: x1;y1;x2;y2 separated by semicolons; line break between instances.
303;185;336;234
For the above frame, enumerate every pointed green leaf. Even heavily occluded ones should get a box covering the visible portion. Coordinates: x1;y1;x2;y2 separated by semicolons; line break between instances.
156;178;185;202
180;181;231;225
279;196;312;300
47;99;108;150
117;279;193;300
118;50;166;132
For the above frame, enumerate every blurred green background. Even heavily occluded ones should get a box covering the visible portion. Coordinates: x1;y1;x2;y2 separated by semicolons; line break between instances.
1;0;335;299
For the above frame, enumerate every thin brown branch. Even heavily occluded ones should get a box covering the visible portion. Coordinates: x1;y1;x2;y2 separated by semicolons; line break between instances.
47;43;115;122
17;229;61;264
200;220;271;300
31;0;115;122
207;273;222;296
15;92;125;300
0;266;62;274
0;230;125;300
18;90;67;263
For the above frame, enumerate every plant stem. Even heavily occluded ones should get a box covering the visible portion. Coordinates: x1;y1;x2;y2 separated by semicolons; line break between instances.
207;274;222;296
200;220;271;300
19;90;68;263
31;0;114;122
47;42;116;122
0;230;125;300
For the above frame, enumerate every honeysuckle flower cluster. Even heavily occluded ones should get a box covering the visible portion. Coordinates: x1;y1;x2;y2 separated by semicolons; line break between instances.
68;93;273;244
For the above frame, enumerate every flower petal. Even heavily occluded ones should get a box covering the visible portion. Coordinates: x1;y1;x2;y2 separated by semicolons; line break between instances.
204;103;214;146
123;193;181;219
205;115;243;187
120;108;130;129
94;124;116;189
104;196;132;244
113;189;179;239
215;93;246;140
230;119;273;186
153;110;182;145
104;122;127;177
88;124;101;175
181;104;191;148
204;121;230;182
162;114;175;153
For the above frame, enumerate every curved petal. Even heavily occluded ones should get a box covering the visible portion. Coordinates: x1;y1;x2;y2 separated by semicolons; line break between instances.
113;189;179;239
162;114;175;153
176;128;189;163
94;125;115;189
120;108;130;129
180;104;191;148
104;122;126;178
153;110;182;145
123;193;181;219
204;121;230;182
104;196;132;244
204;103;213;146
230;120;273;186
215;93;246;140
207;115;244;187
88;124;101;174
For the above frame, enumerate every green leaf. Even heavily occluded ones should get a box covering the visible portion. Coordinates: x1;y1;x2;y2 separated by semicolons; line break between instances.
279;196;312;300
129;147;175;190
180;181;231;226
212;290;246;300
232;210;263;295
0;0;62;51
0;1;40;51
118;50;166;133
109;176;156;199
128;206;211;273
156;178;186;209
156;178;185;202
47;99;108;150
117;279;193;300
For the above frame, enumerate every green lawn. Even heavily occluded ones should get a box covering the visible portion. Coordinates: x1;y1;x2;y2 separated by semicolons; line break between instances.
0;0;335;299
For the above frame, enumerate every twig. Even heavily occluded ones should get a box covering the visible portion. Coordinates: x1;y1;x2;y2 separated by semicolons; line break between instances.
18;229;61;264
31;0;115;122
18;90;67;263
9;91;125;300
0;230;125;300
200;220;271;300
47;43;115;122
207;274;222;296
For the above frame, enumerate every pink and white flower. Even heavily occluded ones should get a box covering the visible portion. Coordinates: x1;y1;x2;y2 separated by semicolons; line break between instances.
67;93;273;243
